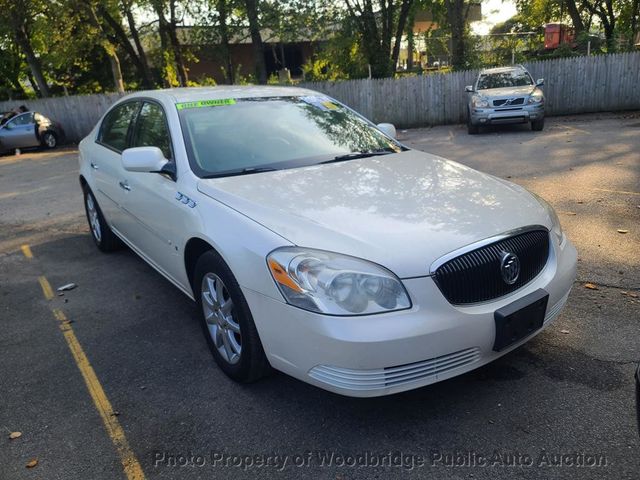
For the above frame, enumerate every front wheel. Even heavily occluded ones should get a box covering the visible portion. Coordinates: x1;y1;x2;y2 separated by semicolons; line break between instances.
531;118;545;131
467;111;479;135
41;131;57;149
194;250;271;383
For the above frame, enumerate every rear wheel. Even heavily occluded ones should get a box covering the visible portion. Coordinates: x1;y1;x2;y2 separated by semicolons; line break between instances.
194;250;271;383
531;118;545;131
42;131;57;149
83;188;121;252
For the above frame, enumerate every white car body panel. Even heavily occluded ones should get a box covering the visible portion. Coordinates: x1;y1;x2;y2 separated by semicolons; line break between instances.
78;87;577;397
197;150;551;278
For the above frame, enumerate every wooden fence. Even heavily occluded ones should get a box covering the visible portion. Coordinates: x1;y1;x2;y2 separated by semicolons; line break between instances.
302;52;640;127
1;52;639;143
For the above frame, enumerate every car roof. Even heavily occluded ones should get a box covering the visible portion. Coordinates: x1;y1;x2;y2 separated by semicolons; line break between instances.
480;66;527;74
125;86;321;104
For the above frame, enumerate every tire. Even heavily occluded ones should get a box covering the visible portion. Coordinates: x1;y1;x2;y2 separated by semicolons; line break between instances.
531;118;545;131
194;250;271;383
467;110;479;134
83;187;121;252
41;131;57;149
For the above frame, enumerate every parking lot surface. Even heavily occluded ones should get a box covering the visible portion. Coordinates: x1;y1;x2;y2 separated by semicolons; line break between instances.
1;113;639;479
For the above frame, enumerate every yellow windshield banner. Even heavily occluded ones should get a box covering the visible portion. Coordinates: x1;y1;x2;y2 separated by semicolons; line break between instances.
176;99;236;110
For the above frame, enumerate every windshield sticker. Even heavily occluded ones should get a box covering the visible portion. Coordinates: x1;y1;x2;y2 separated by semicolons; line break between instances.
176;99;236;110
300;96;339;112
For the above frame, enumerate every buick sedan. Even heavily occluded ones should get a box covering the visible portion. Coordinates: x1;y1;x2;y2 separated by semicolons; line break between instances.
78;87;577;397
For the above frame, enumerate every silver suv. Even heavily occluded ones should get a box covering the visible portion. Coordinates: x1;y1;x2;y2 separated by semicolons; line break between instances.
465;65;545;134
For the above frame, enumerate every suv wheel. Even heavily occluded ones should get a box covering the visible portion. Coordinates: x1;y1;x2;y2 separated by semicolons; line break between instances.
531;118;545;131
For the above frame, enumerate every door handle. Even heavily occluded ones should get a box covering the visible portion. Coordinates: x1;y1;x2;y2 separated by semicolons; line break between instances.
90;162;99;170
118;180;131;191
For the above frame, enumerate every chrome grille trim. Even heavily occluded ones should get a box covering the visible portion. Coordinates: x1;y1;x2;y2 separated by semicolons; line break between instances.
431;227;550;305
308;348;480;391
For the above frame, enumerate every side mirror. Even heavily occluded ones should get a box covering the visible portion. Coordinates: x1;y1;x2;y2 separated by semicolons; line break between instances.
122;146;168;173
377;123;397;139
536;78;544;87
465;85;474;93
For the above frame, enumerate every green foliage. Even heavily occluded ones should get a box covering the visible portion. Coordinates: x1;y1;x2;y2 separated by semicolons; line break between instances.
302;26;369;81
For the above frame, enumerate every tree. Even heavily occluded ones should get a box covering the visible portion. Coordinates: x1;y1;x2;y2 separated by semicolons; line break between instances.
244;0;267;84
150;0;189;86
582;0;618;50
344;0;415;77
81;0;126;92
1;0;51;97
442;0;474;69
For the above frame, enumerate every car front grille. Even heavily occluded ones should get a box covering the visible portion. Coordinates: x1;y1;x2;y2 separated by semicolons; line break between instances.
493;97;525;106
433;229;550;305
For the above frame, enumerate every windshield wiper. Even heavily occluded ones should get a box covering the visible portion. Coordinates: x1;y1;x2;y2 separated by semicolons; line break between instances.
201;166;278;179
320;149;396;165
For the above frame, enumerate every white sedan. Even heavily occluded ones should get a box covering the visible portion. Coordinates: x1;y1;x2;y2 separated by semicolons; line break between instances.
78;87;577;397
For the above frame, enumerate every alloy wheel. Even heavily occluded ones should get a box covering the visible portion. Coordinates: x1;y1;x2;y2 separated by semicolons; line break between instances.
201;273;242;364
86;194;102;242
44;133;56;148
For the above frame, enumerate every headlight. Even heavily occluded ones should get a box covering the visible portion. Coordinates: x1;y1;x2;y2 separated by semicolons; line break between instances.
472;96;489;108
528;91;544;104
267;247;411;315
531;192;563;243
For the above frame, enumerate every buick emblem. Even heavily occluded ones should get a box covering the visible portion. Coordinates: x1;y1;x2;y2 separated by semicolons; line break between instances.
500;252;520;285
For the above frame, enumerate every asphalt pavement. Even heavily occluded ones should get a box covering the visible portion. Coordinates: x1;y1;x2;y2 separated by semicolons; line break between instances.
1;113;638;479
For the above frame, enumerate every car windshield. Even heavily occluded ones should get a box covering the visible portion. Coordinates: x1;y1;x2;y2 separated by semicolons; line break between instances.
177;96;402;177
477;70;533;90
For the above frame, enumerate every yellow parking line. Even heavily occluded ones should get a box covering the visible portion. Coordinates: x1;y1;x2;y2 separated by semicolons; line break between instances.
21;244;33;259
51;309;146;480
38;276;54;300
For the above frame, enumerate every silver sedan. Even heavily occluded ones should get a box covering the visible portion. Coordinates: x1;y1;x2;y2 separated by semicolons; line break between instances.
0;111;65;154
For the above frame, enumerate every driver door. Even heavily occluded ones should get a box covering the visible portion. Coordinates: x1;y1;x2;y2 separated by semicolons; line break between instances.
0;113;38;149
118;101;189;283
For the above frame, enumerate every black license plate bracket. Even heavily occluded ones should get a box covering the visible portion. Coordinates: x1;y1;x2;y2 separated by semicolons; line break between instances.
493;289;549;352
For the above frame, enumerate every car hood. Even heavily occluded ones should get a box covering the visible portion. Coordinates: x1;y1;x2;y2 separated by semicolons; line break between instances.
478;86;537;98
197;150;550;278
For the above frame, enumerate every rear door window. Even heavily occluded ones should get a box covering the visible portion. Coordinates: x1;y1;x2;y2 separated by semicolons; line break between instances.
99;102;140;152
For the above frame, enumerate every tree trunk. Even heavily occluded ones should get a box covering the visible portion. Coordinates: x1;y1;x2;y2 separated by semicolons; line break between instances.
108;54;126;93
152;1;174;87
13;24;50;97
391;0;413;72
85;3;125;93
168;0;188;86
444;0;467;70
99;3;154;88
244;0;267;84
123;3;155;86
565;0;585;34
632;0;639;41
217;0;234;84
406;4;416;70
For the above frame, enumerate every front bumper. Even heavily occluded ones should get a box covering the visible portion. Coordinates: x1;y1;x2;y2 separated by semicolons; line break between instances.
470;104;544;126
244;235;577;397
